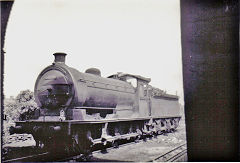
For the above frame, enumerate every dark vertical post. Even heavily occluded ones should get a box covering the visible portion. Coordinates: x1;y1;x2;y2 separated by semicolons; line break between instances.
1;1;14;162
1;1;14;106
181;0;239;161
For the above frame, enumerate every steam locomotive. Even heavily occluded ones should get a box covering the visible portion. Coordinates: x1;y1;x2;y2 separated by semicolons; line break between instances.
11;53;181;154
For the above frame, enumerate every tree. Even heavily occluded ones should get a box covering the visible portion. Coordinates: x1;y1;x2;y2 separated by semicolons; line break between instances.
15;90;38;120
4;90;38;121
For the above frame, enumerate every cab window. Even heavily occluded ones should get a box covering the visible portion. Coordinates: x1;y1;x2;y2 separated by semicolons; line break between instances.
126;78;137;88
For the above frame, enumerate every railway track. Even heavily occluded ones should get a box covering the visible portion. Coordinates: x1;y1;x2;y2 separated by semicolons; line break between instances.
3;139;187;162
3;152;50;163
150;143;187;162
58;140;141;162
60;141;187;162
2;140;136;162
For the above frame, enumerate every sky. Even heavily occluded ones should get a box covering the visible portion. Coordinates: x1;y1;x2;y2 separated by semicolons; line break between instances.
4;0;184;104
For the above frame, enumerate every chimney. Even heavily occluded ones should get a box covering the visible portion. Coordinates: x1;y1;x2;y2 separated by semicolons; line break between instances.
53;52;67;63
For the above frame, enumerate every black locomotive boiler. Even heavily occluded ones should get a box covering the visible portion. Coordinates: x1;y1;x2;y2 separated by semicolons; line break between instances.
11;53;182;154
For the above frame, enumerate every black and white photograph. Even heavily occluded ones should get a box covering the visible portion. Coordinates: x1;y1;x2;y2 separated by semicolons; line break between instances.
2;0;186;162
2;0;238;162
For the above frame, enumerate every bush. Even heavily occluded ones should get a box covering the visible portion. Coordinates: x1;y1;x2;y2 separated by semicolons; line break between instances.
3;90;38;145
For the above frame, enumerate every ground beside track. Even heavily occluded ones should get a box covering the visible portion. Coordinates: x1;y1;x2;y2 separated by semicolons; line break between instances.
2;134;36;160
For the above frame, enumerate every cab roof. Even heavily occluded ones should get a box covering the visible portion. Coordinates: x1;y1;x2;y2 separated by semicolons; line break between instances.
108;72;151;83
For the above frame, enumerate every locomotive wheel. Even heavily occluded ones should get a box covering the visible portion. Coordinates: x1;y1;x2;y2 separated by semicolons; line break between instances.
170;119;176;132
165;119;171;132
174;118;180;128
143;135;147;142
153;132;158;138
100;143;108;154
48;136;68;154
135;135;141;143
72;133;81;154
35;140;44;149
112;140;119;148
157;130;162;135
72;130;94;156
64;138;75;155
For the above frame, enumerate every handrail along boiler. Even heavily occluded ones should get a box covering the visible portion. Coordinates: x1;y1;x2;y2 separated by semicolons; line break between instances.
11;53;181;154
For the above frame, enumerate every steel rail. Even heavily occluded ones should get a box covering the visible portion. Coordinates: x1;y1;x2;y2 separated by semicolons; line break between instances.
165;149;187;162
150;143;187;162
3;152;49;163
